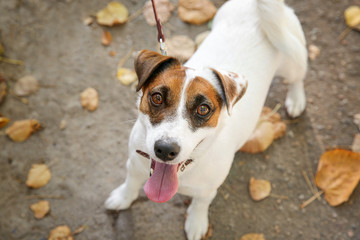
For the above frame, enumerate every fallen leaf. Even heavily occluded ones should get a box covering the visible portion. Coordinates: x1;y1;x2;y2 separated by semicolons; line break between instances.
249;177;271;201
80;87;98;111
352;134;360;153
117;68;138;86
0;43;3;55
30;200;50;219
315;149;360;206
178;0;217;25
354;113;360;130
48;225;73;240
308;44;320;61
195;30;210;48
344;6;360;31
26;163;52;189
14;75;39;96
143;0;175;26
0;76;7;104
240;233;266;240
0;117;10;128
166;35;196;61
5;119;41;142
59;119;66;130
101;30;112;46
240;121;274;153
83;17;94;26
96;2;128;26
73;225;86;235
240;106;286;153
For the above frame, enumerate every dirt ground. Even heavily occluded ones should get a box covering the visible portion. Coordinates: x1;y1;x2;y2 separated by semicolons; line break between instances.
0;0;359;239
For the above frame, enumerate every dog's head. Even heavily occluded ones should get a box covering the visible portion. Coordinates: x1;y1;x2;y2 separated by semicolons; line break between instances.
134;50;247;202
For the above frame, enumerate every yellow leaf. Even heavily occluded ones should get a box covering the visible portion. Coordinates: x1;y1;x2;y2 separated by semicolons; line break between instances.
48;225;73;240
30;200;50;219
240;233;266;240
80;87;98;111
178;0;217;25
117;68;138;86
249;177;271;201
5;119;41;142
0;117;10;128
315;149;360;206
96;2;128;26
345;6;360;30
26;164;52;189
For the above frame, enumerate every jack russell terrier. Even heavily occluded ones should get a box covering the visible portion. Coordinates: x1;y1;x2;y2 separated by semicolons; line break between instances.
105;0;307;239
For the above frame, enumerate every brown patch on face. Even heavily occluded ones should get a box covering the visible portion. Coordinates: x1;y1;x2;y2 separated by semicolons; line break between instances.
139;68;186;125
185;77;223;130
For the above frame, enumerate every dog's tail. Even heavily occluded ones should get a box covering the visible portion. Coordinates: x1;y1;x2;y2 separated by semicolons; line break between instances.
257;0;307;73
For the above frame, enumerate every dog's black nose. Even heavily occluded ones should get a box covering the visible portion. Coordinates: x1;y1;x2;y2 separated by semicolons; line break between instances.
154;140;180;161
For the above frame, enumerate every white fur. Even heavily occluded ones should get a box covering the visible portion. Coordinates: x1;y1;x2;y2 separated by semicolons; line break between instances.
105;0;307;239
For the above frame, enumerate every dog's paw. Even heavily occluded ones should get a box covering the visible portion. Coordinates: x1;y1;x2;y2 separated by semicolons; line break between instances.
105;184;138;210
285;82;306;118
185;209;208;240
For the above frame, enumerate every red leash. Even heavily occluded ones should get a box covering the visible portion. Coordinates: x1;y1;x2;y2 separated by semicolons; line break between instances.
151;0;168;55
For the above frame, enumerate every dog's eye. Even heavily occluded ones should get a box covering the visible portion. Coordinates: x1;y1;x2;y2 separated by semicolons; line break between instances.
151;93;163;106
197;104;210;116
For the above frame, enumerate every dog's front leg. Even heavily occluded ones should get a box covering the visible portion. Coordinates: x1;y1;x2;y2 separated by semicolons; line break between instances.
185;190;217;240
105;156;148;210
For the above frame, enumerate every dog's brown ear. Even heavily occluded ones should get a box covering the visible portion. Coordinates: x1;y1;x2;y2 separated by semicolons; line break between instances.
134;50;181;92
211;68;248;115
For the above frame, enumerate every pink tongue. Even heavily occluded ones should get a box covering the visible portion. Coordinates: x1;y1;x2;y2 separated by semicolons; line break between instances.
144;161;179;203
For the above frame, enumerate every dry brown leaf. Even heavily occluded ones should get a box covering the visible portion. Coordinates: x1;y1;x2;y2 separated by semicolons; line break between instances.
26;163;52;189
178;0;217;25
14;75;39;96
73;225;86;235
96;2;128;26
143;0;175;26
240;107;286;153
59;119;66;130
249;177;271;201
48;225;73;240
166;35;196;61
80;87;98;111
195;30;210;48
352;134;360;153
101;31;112;46
308;44;320;61
117;68;138;86
0;117;10;128
240;233;266;240
345;6;360;31
240;121;274;153
5;119;41;142
30;200;50;219
315;149;360;206
0;76;6;104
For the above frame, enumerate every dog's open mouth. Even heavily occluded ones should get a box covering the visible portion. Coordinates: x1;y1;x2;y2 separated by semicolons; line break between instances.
136;150;193;203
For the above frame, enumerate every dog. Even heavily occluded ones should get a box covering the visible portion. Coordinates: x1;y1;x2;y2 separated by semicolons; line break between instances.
105;0;307;239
